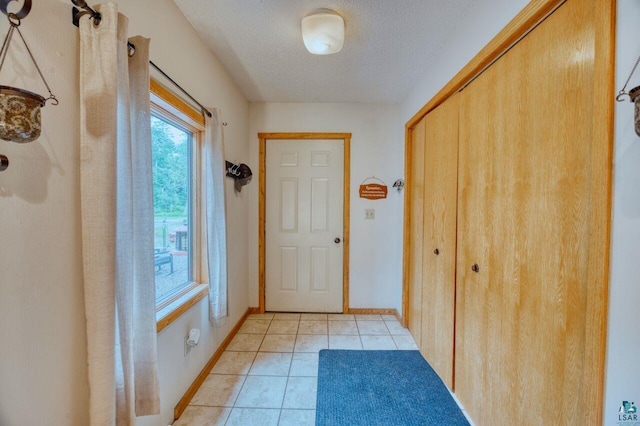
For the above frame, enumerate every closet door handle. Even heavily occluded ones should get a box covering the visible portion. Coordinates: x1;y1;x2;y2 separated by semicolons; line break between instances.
471;264;480;273
434;248;440;255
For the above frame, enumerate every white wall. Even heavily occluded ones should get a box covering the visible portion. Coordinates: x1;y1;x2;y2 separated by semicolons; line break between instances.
605;1;640;424
400;0;529;124
0;1;249;425
248;103;404;312
0;3;87;424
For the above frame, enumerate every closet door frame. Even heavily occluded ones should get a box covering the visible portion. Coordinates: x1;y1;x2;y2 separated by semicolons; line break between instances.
402;0;614;422
405;118;426;347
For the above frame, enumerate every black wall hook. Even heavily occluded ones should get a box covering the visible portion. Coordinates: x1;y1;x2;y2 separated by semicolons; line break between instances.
225;161;252;179
71;0;100;27
225;161;253;193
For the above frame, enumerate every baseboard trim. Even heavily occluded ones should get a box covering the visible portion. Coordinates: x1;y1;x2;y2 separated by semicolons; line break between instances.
348;308;401;322
173;308;252;421
248;307;401;321
348;308;397;314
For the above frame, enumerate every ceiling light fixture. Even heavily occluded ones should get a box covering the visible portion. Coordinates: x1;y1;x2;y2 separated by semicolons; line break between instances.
301;10;344;55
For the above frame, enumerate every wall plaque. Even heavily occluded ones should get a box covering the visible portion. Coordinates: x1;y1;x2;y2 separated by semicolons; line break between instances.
359;177;388;200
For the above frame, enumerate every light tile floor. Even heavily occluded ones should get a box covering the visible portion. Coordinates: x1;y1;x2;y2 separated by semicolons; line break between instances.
173;313;474;426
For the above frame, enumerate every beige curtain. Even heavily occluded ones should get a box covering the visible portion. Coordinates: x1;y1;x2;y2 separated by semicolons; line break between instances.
79;3;160;425
203;110;228;326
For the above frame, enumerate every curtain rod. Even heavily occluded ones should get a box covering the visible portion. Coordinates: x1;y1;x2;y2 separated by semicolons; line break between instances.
70;0;213;119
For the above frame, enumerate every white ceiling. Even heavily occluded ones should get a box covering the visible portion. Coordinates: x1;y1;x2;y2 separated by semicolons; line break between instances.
173;0;476;103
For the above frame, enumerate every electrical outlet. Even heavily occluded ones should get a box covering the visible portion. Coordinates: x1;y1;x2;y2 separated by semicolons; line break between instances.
365;209;375;220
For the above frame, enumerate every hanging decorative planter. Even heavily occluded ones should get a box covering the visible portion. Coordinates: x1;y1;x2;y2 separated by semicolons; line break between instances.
628;86;640;137
0;0;58;144
616;52;640;137
0;85;45;142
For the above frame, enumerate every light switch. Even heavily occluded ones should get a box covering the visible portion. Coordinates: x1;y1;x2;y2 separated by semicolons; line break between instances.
365;209;375;220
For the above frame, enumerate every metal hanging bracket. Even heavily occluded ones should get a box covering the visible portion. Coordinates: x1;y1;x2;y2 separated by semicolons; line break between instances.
0;0;58;167
70;0;214;120
0;23;59;107
0;0;31;21
0;1;30;169
617;52;640;136
617;53;640;102
71;0;100;27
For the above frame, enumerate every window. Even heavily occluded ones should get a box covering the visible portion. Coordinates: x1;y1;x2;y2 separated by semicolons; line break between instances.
150;84;205;314
152;113;194;301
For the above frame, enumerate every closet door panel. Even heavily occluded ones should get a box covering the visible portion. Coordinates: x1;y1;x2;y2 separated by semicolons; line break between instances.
455;80;495;421
407;117;426;346
419;94;459;389
455;1;594;424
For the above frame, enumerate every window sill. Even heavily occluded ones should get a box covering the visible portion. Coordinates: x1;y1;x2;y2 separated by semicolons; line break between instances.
156;284;209;333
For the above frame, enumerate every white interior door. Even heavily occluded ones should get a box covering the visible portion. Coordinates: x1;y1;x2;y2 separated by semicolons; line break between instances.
265;139;344;312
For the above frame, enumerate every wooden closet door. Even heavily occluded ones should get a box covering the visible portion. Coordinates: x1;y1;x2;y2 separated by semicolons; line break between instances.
419;94;459;389
406;118;426;346
455;1;599;424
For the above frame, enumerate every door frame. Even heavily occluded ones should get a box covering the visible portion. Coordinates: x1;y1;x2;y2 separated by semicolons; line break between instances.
258;132;351;313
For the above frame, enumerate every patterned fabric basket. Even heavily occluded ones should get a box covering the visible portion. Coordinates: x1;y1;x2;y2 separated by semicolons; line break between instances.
0;85;44;143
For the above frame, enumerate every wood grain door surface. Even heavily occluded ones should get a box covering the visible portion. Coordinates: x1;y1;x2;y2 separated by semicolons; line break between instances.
419;94;459;389
265;139;344;312
455;1;599;424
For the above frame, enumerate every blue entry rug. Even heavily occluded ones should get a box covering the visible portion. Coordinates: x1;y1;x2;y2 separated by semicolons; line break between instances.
316;350;469;426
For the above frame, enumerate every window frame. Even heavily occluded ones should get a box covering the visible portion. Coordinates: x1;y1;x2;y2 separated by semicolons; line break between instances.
150;79;209;332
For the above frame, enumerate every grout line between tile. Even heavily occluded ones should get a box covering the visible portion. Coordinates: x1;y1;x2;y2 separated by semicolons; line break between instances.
182;312;421;425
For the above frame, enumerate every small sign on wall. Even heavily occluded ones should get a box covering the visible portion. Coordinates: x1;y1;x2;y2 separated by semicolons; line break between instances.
359;177;388;200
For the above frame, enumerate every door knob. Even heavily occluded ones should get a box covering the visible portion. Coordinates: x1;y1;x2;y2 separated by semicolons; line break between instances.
334;237;341;244
434;248;440;255
471;264;480;273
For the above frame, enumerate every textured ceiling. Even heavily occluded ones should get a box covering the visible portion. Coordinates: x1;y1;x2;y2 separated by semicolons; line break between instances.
173;0;476;103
